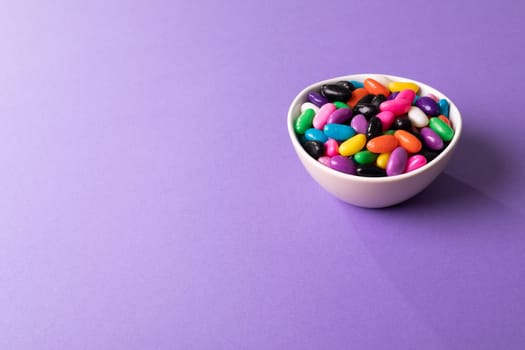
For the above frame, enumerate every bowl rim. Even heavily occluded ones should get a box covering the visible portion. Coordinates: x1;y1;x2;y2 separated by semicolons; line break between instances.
287;73;463;183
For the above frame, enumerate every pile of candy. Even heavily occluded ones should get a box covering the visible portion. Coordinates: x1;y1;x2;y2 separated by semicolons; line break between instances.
294;76;454;177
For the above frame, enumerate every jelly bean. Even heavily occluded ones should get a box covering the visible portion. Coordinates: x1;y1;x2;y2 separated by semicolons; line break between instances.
364;78;390;97
339;133;366;157
294;108;315;134
383;130;395;135
324;138;339;157
301;102;320;114
376;152;390;169
438;99;449;117
367;116;383;139
307;91;328;107
387;91;399;100
330;155;356;175
427;93;439;102
371;94;387;108
429;117;454;141
438;114;452;127
366;134;398;153
368;75;391;87
318;156;331;167
357;94;375;104
313;103;336;129
321;84;352;102
386;147;408;176
349;80;364;89
376;111;395;131
393;115;412;131
347;88;368;108
420;127;444;150
336;81;355;92
415;96;440;116
379;99;411;116
353;103;379;119
334;101;350;109
354;150;378;165
405;154;427;172
388;81;419;93
327;107;352;124
350;114;368;134
395;89;416;104
394;130;422;153
407;106;429;128
304;140;324;159
323;123;356;141
305;128;328;143
356;164;387;177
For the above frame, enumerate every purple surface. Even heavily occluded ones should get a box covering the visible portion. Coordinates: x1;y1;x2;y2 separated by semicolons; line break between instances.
1;0;525;349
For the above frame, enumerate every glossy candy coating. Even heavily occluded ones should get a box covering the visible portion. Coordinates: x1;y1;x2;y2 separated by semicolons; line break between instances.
356;164;387;177
394;130;422;153
347;88;368;108
438;115;452;127
408;106;429;128
420;127;444;150
438;98;450;117
321;84;352;102
313;103;336;130
339;134;367;157
371;94;387;108
330;155;356;175
305;128;328;143
367;116;383;139
379;99;411;116
415;96;440;116
324;138;339;157
393;116;412;131
348;80;364;89
366;134;399;153
388;81;419;93
405;154;427;172
301;102;320;114
318;156;331;167
294;108;315;134
376;152;390;169
386;147;408;176
323;123;356;141
376;111;395;130
364;78;390;97
395;89;416;103
304;140;324;159
353;103;379;119
336;81;355;92
334;101;350;109
350;114;368;134
307;91;328;107
327;107;352;124
429;117;454;141
354;150;378;165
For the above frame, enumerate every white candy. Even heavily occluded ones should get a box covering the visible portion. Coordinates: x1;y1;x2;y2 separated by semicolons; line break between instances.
408;106;429;128
300;102;320;114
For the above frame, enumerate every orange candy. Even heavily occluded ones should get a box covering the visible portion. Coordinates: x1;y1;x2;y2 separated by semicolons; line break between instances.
438;115;452;127
347;88;369;108
364;78;390;97
394;130;422;153
366;135;399;154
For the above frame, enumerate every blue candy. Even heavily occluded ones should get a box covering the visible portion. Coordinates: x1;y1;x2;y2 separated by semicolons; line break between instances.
438;98;450;117
305;128;328;143
323;123;356;141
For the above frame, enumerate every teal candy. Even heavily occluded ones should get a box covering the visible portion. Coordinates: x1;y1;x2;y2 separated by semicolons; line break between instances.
323;123;356;141
305;128;328;143
348;80;364;89
438;99;450;117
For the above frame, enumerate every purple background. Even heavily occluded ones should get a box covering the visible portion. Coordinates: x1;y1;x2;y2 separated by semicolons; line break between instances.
1;0;524;349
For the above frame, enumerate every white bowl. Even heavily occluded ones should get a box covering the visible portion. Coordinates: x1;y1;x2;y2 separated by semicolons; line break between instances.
287;74;462;208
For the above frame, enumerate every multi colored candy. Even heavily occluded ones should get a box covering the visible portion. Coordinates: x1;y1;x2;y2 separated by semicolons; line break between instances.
295;75;455;177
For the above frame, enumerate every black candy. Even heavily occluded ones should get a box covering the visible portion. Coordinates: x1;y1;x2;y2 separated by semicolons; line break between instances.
393;116;412;131
353;103;379;119
367;116;383;139
304;140;324;159
370;94;387;108
321;84;352;102
357;94;375;105
356;164;387;177
421;149;440;162
336;80;355;92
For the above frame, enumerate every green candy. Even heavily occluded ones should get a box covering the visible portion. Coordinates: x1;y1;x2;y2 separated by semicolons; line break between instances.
429;117;454;142
383;130;395;135
353;150;378;165
334;101;350;109
294;109;315;134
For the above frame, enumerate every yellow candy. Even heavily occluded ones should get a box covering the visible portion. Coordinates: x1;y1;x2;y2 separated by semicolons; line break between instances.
388;81;419;93
376;152;390;169
339;134;366;157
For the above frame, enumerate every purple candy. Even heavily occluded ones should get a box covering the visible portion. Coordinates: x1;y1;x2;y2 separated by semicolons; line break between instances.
386;147;408;176
387;91;400;100
420;127;444;150
350;114;368;134
330;155;356;175
308;91;329;107
327;107;352;124
415;96;440;116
